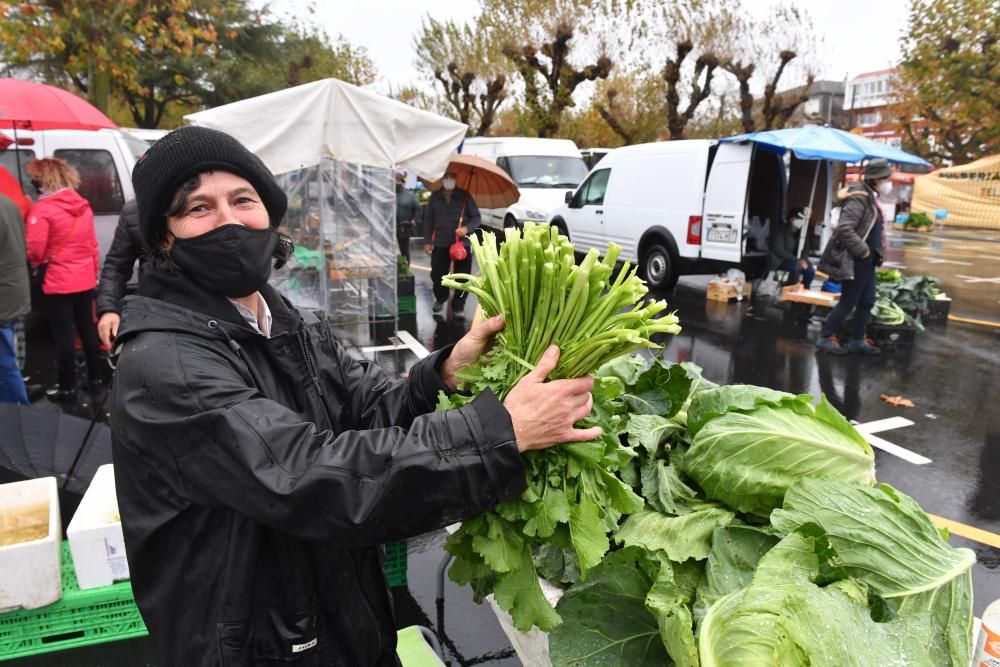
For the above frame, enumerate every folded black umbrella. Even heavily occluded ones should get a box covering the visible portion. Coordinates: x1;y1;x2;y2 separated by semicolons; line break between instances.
0;403;112;494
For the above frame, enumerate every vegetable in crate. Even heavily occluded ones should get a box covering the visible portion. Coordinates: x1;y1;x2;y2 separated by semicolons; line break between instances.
439;222;681;631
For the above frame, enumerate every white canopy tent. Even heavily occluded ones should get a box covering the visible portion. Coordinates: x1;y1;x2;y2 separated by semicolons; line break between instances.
184;79;469;346
184;78;466;179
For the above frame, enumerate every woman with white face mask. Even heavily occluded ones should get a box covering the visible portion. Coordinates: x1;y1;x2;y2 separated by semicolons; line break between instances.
817;159;894;356
770;206;816;290
422;169;481;317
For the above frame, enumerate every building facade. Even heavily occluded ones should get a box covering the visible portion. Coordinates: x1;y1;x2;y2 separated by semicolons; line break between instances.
843;69;903;147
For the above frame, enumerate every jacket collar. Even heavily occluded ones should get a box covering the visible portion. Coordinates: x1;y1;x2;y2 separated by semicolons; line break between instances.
138;266;298;337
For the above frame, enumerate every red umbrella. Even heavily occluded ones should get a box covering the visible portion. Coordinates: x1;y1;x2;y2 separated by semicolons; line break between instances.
0;78;116;131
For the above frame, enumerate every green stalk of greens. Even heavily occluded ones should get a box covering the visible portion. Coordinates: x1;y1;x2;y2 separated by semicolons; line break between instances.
438;222;681;632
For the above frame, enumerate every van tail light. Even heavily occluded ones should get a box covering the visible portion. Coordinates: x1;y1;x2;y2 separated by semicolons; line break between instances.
687;216;702;245
15;137;34;146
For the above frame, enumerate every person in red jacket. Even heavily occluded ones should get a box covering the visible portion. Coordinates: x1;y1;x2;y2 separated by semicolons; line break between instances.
25;158;102;401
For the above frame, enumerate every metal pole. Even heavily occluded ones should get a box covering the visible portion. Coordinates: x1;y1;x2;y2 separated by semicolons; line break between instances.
797;159;823;258
11;124;24;190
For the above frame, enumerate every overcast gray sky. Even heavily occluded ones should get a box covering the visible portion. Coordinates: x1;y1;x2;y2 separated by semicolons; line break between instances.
268;0;910;92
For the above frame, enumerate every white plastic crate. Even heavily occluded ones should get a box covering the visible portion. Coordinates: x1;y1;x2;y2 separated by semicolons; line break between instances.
0;476;62;611
67;464;129;590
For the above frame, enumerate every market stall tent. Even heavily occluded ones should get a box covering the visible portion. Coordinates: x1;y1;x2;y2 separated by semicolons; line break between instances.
910;154;1000;230
184;78;466;180
185;79;468;345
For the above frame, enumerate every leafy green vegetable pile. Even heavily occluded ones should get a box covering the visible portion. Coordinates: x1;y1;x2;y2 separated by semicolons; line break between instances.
873;270;942;331
437;226;974;666
437;222;681;631
546;364;974;667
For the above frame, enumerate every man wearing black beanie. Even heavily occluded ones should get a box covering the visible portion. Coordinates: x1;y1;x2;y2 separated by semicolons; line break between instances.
109;126;599;665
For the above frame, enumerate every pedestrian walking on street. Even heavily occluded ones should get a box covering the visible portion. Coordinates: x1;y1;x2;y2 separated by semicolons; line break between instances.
423;169;480;316
394;168;420;265
110;126;599;665
0;192;30;404
816;159;892;356
24;158;102;400
770;206;816;289
95;198;144;348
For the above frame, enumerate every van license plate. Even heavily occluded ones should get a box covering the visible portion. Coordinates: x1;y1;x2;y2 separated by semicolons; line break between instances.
707;228;737;243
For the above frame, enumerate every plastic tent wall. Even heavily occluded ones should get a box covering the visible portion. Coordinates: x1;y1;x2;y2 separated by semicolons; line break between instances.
185;79;467;346
270;160;397;345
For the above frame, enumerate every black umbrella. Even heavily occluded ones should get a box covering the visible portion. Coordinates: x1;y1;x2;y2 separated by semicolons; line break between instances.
0;402;112;495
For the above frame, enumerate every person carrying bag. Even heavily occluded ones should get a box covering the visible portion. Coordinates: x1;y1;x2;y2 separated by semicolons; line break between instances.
423;170;480;317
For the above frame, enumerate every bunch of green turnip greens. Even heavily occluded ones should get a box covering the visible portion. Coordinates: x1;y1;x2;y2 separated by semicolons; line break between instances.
437;223;974;667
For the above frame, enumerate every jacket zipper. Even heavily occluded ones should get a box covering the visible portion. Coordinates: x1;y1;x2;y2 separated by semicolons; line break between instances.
298;329;324;396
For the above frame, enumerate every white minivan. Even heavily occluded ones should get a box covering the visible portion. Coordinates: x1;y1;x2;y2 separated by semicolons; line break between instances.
549;140;795;289
461;137;589;231
0;127;145;261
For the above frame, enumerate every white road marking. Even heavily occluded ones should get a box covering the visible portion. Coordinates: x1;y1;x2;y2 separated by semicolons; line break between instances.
395;329;431;359
954;274;1000;284
854;416;915;434
852;417;931;465
863;433;932;465
924;258;973;266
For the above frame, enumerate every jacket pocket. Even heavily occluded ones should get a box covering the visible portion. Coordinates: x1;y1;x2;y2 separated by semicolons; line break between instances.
217;607;325;665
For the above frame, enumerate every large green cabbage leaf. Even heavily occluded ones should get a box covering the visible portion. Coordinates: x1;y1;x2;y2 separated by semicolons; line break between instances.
615;505;736;563
693;525;780;626
549;550;670;666
679;395;876;514
699;530;949;667
770;479;976;666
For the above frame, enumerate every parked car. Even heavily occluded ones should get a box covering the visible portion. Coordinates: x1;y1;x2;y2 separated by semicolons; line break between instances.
120;127;169;146
0;127;145;261
460;137;588;231
549;140;787;289
580;147;611;170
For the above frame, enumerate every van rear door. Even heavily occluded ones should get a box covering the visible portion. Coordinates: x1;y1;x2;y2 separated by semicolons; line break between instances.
700;142;752;263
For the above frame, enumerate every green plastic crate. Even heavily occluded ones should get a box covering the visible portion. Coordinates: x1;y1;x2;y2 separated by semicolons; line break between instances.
0;541;410;659
0;542;148;660
397;295;417;315
384;541;408;588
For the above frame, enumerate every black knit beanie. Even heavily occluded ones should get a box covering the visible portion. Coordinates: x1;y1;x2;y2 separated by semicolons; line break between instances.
132;125;288;247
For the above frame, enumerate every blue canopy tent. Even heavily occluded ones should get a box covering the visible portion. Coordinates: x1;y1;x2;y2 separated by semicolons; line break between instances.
720;126;932;256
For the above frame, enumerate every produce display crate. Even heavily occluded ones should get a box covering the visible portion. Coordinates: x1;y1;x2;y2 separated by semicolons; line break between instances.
866;322;917;350
924;296;952;323
66;464;129;591
706;282;751;302
397;274;415;297
0;542;147;660
384;541;407;588
781;285;840;308
397;295;417;315
397;312;417;336
0;477;61;613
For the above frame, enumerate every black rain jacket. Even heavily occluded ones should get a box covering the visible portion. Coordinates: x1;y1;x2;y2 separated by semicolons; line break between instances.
96;198;144;316
110;267;525;665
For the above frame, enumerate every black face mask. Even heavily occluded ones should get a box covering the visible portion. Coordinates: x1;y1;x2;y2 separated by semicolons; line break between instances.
169;225;278;298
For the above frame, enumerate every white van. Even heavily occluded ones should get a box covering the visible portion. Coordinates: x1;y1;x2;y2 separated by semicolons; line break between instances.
549;140;795;289
0;128;145;261
461;137;589;231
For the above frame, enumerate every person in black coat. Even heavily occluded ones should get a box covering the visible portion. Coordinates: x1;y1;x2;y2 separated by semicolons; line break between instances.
95;198;144;348
770;206;815;289
110;126;599;666
423;170;480;316
816;159;893;356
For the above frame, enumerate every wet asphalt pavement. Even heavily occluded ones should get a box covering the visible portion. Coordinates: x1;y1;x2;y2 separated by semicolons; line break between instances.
3;229;999;665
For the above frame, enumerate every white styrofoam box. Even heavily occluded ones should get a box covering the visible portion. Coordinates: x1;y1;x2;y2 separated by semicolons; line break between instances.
67;464;129;590
0;476;62;612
